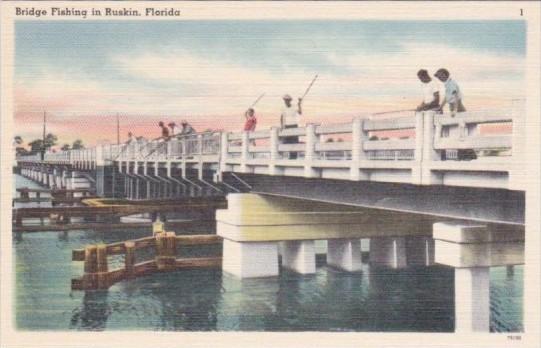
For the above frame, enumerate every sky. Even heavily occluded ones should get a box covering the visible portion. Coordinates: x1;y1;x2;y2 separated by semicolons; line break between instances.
14;20;525;147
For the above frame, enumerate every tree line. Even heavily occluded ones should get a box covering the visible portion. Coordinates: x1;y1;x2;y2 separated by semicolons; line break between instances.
14;133;85;156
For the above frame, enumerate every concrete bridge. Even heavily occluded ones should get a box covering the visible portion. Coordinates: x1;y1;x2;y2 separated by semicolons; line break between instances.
16;108;526;332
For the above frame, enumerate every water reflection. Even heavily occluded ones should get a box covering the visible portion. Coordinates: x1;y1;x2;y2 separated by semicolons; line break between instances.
70;291;111;330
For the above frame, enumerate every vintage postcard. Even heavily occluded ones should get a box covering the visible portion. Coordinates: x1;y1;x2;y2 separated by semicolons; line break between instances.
1;1;540;347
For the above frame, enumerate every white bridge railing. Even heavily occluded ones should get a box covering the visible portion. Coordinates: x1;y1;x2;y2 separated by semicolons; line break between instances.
16;107;525;190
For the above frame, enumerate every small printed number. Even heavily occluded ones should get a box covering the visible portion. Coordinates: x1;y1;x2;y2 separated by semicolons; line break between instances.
507;335;522;341
520;9;523;16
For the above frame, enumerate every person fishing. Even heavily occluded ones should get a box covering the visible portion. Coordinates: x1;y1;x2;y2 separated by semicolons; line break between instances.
416;69;440;112
168;121;177;135
279;75;317;159
244;108;257;132
158;121;170;138
179;120;196;135
280;94;303;159
243;108;257;145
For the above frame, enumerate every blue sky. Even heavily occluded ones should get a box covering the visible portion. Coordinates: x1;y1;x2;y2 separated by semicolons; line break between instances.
15;20;526;144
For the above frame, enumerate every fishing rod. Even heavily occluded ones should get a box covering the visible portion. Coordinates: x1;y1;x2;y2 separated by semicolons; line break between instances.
249;93;265;109
300;74;319;100
372;108;416;116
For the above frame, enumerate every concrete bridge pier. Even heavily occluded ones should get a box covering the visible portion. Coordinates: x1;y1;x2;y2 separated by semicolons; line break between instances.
281;240;316;274
327;239;362;272
218;193;410;278
433;222;524;333
67;171;92;197
369;237;408;269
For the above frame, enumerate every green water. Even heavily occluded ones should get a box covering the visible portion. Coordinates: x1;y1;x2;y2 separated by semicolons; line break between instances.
13;175;523;332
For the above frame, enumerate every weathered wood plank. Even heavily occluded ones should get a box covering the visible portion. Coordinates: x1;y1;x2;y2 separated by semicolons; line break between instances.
176;234;222;245
13;220;212;233
174;257;222;269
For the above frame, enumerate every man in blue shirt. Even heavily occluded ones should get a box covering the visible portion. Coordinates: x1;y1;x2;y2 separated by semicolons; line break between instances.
435;68;466;116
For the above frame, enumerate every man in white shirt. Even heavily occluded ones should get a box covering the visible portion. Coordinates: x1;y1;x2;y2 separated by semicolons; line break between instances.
280;94;303;159
416;69;440;112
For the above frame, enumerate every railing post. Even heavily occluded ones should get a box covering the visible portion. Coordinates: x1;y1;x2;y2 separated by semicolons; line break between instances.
351;117;369;180
240;131;250;173
95;145;104;167
269;127;279;175
304;123;319;178
411;112;425;184
197;134;205;180
218;132;229;181
420;111;442;185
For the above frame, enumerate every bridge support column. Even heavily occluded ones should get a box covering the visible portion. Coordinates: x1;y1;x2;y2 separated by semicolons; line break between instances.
454;266;490;333
433;222;524;333
281;240;316;274
405;236;435;266
327;238;362;272
222;239;279;278
369;237;407;268
217;193;377;278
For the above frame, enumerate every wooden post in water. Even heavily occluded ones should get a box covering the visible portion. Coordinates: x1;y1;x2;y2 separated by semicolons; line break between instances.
152;220;164;236
155;232;177;270
96;244;109;289
83;245;98;289
124;241;136;279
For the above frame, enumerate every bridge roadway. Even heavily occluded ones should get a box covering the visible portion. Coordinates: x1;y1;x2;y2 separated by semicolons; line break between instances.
16;108;527;333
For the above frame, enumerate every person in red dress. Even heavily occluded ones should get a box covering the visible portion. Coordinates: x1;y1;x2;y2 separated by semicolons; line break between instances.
244;108;257;145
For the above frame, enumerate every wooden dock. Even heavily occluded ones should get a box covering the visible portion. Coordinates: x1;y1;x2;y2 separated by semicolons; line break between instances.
12;196;227;227
12;219;215;233
71;233;222;290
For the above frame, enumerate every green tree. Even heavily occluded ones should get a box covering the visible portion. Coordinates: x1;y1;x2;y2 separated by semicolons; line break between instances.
16;147;29;156
28;133;58;155
28;139;44;154
61;144;71;151
44;133;58;149
72;139;84;150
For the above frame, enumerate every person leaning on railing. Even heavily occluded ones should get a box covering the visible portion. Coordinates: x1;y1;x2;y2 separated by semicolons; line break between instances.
280;94;302;159
434;68;466;117
415;69;440;112
434;68;476;161
179;120;196;135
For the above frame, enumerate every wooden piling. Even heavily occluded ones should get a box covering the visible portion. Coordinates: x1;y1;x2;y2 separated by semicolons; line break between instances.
83;245;98;289
155;231;176;270
124;241;136;279
96;244;109;289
